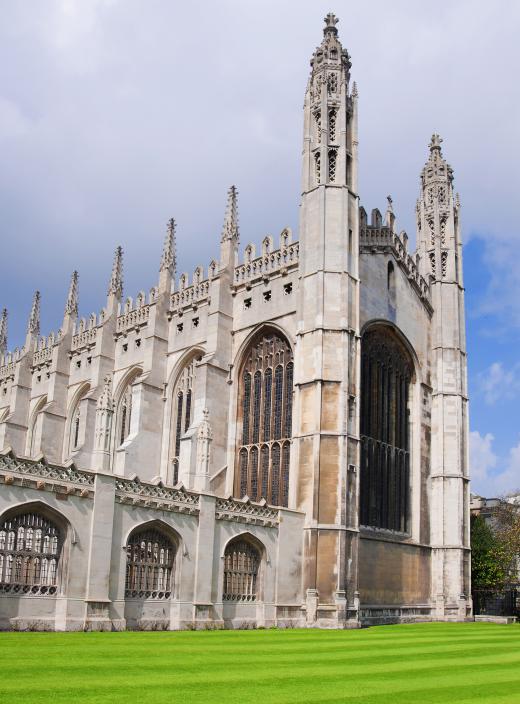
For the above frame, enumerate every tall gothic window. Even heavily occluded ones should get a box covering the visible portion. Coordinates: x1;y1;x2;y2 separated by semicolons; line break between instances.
236;331;293;506
68;386;89;457
360;328;412;532
27;397;46;458
116;371;141;448
223;538;260;602
170;355;202;484
0;512;61;595
125;526;175;599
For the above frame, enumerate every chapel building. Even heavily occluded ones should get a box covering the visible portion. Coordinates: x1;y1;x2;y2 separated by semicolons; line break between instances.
0;14;471;630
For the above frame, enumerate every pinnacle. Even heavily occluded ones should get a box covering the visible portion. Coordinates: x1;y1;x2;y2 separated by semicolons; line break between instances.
160;218;177;273
107;245;123;298
221;185;239;243
324;12;339;35
0;308;7;355
64;270;79;317
27;291;41;337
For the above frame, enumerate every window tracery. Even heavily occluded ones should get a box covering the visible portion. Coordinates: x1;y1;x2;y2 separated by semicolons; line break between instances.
360;328;411;532
171;355;201;483
125;527;175;599
223;539;260;601
236;332;293;506
0;512;61;595
328;108;337;142
315;152;321;184
314;111;321;145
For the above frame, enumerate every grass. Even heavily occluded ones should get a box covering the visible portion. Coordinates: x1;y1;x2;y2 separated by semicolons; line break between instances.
1;623;520;703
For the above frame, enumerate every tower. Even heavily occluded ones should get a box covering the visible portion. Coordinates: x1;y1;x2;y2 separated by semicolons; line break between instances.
295;13;360;626
417;135;471;619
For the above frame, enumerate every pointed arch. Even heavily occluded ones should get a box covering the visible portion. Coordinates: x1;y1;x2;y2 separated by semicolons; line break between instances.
65;382;90;458
234;326;294;506
360;322;416;533
114;367;143;449
26;396;47;458
222;532;265;602
167;348;205;483
124;520;180;599
0;501;70;595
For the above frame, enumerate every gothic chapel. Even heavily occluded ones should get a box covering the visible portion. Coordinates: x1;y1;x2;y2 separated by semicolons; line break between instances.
0;14;471;630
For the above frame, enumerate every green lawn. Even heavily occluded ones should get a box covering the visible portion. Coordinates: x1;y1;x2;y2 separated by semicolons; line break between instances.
1;623;520;703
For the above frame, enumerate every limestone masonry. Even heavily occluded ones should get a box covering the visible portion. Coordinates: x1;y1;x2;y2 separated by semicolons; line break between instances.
0;14;471;630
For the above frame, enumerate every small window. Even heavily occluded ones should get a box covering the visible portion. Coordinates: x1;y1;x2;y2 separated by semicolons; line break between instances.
263;291;271;302
283;283;292;295
244;298;252;309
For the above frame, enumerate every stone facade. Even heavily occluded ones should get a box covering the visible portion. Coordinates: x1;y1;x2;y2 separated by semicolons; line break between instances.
0;14;471;631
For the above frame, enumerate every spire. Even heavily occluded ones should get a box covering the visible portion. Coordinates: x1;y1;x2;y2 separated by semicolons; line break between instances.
385;195;396;231
429;133;443;157
160;218;176;273
27;291;41;337
0;309;7;356
64;270;79;317
221;186;239;243
352;81;358;98
107;246;123;298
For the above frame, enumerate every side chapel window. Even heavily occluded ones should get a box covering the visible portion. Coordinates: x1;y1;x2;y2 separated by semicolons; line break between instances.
125;527;175;599
223;538;260;602
236;332;293;506
0;512;61;594
360;328;412;532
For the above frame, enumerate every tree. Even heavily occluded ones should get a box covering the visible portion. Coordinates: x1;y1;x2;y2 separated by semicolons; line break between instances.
470;514;506;589
492;496;520;583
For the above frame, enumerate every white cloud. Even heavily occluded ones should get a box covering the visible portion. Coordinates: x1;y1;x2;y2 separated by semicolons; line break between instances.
477;362;520;405
470;431;520;497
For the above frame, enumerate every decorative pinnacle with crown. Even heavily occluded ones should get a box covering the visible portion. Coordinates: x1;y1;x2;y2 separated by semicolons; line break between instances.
64;270;79;317
323;12;339;35
27;291;41;337
221;185;239;243
0;308;7;356
107;246;123;298
160;218;176;273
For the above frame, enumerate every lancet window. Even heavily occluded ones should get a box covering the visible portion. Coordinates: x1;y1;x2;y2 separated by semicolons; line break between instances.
27;397;46;458
125;527;175;599
0;512;61;594
328;108;337;142
170;355;201;484
328;149;337;182
315;152;321;184
223;538;260;602
360;328;412;533
236;331;293;506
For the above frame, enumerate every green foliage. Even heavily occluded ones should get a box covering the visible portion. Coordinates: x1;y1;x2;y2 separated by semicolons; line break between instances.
471;514;506;588
1;624;520;703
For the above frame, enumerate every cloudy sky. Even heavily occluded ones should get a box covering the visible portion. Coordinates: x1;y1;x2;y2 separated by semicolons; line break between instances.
1;1;519;496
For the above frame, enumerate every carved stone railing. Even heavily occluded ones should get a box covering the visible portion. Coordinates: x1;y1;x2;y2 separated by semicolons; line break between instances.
215;497;279;527
71;326;98;351
360;227;431;302
33;346;54;366
115;477;200;514
116;305;150;334
170;280;210;311
0;360;17;381
0;452;95;496
234;242;299;285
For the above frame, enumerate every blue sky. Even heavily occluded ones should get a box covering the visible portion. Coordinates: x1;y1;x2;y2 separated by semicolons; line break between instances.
0;1;519;496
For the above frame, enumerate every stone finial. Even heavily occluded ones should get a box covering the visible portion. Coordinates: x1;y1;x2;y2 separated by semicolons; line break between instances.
385;196;396;232
97;375;114;412
323;12;339;35
0;308;7;356
27;291;41;337
429;133;443;156
107;246;123;298
160;218;177;274
221;185;239;244
64;270;79;317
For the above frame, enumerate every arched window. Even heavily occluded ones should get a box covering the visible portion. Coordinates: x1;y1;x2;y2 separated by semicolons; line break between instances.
387;261;396;307
125;526;175;599
0;512;61;594
223;538;260;602
27;397;46;458
170;354;202;483
360;328;412;532
116;371;141;448
67;385;89;457
236;331;293;506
